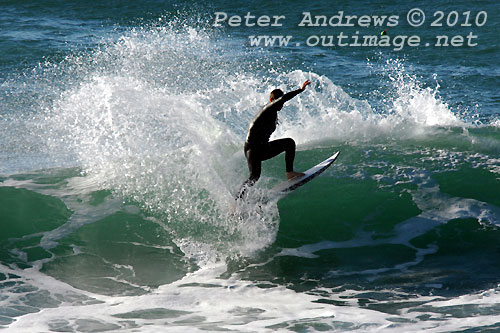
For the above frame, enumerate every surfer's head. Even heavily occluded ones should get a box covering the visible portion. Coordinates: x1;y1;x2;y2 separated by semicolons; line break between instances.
270;89;284;102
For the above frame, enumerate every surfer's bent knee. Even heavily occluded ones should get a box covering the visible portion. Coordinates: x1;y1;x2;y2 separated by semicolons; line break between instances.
284;138;296;152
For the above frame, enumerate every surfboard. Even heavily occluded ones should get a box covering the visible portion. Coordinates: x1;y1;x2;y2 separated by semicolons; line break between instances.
272;151;340;194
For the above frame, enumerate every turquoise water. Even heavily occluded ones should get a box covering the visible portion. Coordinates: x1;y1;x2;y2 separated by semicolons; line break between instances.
1;1;500;332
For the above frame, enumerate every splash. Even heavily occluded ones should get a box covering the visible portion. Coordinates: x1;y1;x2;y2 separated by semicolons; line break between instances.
274;59;464;145
36;21;283;264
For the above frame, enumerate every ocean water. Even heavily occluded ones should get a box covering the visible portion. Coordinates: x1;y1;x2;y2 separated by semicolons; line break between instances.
1;0;500;332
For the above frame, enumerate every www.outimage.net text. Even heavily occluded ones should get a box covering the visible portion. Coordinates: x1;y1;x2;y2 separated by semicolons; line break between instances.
213;10;487;50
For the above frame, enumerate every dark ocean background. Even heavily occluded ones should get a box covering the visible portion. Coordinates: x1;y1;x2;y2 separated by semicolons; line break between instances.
1;0;500;331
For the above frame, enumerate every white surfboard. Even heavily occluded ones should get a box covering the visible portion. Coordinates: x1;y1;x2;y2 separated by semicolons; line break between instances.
272;151;340;194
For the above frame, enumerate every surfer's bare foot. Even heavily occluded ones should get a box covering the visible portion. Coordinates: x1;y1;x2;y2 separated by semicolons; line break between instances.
286;171;305;180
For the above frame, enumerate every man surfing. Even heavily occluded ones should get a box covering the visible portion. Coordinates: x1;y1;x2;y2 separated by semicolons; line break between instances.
237;79;312;199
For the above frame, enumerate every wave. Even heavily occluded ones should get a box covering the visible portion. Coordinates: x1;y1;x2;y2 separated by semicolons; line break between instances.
2;18;496;266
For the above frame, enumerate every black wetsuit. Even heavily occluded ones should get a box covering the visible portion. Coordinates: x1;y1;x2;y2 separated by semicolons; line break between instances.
237;88;303;198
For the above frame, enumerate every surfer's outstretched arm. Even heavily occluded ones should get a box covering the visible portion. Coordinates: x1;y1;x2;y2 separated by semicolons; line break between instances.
274;80;312;105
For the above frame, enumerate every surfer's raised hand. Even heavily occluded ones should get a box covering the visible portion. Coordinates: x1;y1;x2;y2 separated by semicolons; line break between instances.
301;80;311;91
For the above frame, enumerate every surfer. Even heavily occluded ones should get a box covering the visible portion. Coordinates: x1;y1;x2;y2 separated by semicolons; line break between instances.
237;80;312;199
